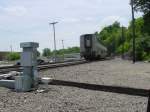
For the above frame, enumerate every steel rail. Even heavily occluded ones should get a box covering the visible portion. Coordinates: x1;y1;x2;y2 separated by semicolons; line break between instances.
0;60;87;74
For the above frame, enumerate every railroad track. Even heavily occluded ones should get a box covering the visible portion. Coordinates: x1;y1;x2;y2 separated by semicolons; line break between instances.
0;60;87;74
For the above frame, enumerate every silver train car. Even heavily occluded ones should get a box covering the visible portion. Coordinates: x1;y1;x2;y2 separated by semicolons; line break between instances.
80;34;107;60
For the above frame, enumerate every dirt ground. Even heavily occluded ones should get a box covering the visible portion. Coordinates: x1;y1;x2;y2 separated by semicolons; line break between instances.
0;58;150;112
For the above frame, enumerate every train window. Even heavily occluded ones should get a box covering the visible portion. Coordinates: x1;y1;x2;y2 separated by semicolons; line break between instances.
86;39;91;47
85;35;92;48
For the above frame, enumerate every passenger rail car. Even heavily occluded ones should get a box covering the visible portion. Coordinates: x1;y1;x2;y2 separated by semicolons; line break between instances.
80;34;107;60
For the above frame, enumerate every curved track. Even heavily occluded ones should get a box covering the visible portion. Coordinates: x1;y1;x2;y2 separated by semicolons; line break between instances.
0;60;87;74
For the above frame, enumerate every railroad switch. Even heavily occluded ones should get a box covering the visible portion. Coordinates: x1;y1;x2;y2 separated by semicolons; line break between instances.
15;42;39;92
0;42;39;92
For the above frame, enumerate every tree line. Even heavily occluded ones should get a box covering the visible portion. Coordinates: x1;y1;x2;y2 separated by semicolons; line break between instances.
97;0;150;61
42;47;80;57
6;46;80;61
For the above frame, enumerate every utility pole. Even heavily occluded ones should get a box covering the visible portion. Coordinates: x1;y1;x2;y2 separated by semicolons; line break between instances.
131;0;136;63
62;40;65;61
10;45;13;53
49;22;58;63
121;26;125;59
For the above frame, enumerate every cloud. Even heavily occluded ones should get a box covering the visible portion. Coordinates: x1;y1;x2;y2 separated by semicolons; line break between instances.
0;0;142;52
100;16;128;27
84;17;95;22
2;6;27;16
62;18;81;23
61;17;96;23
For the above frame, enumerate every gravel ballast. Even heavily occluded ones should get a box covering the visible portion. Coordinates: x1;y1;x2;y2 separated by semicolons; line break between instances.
0;58;150;112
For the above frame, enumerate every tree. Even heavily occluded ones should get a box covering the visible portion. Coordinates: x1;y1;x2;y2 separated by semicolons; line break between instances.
54;46;80;56
127;17;144;37
7;52;20;61
97;17;149;61
98;21;122;55
132;0;150;13
37;50;41;57
42;48;52;57
143;13;150;34
132;0;150;34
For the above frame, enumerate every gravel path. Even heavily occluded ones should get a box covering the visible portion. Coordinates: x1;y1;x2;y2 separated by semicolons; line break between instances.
0;58;150;112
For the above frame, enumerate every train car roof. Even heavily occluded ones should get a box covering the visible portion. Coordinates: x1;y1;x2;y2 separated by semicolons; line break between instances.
80;34;94;37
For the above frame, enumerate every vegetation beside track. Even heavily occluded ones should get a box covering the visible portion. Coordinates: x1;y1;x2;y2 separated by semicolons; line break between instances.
97;0;150;61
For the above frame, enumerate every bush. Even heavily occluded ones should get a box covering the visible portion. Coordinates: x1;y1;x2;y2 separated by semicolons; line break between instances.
42;48;52;57
116;42;131;54
7;52;20;61
37;51;41;57
143;52;150;61
134;34;150;61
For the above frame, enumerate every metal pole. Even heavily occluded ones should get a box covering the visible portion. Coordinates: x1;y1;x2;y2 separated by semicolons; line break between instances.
53;24;56;62
10;45;13;53
147;91;150;112
131;0;136;63
49;22;58;63
62;40;65;61
121;26;125;59
62;40;64;50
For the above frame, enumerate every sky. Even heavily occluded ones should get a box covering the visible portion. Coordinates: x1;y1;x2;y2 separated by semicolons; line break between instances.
0;0;142;52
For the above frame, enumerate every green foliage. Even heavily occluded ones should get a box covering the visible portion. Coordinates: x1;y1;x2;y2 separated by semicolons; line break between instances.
134;35;150;61
128;17;144;36
56;47;80;56
132;0;150;14
98;21;122;55
37;51;41;57
116;42;130;54
42;48;52;57
135;37;145;60
143;13;150;34
42;47;80;57
7;52;20;61
124;42;131;52
132;0;150;34
97;16;150;61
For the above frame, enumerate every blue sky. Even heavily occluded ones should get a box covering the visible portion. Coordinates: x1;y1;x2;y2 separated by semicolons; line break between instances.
0;0;142;52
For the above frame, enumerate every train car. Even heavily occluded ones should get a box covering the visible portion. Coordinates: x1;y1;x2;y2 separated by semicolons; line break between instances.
80;34;107;60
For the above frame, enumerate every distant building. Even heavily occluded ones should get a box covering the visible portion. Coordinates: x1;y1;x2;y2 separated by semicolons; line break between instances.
0;52;10;61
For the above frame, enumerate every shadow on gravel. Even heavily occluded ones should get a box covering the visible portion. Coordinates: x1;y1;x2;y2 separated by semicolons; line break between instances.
49;80;149;97
147;92;150;112
49;80;150;112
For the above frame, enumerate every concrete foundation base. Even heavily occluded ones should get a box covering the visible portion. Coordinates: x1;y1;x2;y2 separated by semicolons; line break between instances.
0;80;15;89
15;75;32;92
